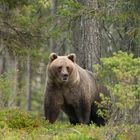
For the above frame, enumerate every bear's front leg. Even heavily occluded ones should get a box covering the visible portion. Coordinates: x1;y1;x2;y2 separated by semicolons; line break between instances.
74;100;91;124
44;89;62;123
44;101;61;123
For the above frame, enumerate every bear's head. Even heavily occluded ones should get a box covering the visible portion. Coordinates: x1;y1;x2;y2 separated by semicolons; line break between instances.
47;53;78;84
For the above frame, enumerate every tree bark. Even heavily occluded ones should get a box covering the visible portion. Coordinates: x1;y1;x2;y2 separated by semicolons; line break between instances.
50;0;58;53
72;0;100;71
0;53;6;75
16;57;22;107
26;56;32;111
0;39;6;74
50;0;66;55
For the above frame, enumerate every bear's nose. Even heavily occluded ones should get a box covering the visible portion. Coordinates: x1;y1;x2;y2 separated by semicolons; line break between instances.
63;74;68;77
62;73;68;81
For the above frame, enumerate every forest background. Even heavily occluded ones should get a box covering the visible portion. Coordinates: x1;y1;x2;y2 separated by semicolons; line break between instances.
0;0;140;139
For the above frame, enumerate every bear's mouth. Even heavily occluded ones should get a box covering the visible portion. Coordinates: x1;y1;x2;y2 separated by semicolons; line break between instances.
62;77;68;81
61;73;69;81
61;75;69;81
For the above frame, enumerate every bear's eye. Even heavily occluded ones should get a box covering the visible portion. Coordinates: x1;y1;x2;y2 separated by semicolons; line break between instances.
66;66;70;71
57;66;62;71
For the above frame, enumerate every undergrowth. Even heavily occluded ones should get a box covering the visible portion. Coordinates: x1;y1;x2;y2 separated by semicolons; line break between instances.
0;108;139;140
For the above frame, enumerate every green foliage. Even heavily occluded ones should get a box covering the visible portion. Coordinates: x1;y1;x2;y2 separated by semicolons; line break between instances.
0;109;43;129
96;93;111;120
0;0;29;9
12;47;49;62
95;51;140;124
1;0;50;53
58;0;83;17
98;0;140;56
0;109;139;140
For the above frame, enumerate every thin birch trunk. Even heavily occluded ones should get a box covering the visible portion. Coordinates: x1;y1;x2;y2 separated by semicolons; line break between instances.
26;56;32;111
50;0;58;53
16;58;22;107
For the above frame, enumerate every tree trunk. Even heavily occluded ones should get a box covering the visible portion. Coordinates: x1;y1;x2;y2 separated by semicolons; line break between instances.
16;57;22;107
0;53;6;75
0;40;6;74
72;0;100;71
50;0;66;55
8;56;18;107
50;0;58;53
26;56;32;111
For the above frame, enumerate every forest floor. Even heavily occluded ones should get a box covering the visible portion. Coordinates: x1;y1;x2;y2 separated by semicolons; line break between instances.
0;109;139;140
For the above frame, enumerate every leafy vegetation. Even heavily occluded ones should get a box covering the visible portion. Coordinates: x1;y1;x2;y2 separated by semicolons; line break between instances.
0;109;139;140
95;51;140;124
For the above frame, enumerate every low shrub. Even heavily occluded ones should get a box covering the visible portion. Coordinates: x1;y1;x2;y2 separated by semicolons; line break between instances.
95;51;140;124
0;108;42;129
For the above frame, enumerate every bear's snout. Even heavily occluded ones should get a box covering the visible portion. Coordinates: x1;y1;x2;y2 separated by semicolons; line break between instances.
60;67;69;81
62;73;69;81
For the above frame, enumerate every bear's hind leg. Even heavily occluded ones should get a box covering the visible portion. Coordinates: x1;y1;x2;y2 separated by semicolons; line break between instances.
69;117;78;125
62;104;79;125
90;104;106;126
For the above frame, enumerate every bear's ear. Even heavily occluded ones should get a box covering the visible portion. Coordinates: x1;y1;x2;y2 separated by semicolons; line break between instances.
67;53;76;63
49;53;58;62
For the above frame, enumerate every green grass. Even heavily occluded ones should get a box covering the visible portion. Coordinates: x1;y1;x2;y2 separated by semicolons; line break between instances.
0;109;139;140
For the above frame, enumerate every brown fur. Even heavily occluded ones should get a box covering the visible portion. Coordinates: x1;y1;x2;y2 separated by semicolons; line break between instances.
44;53;108;125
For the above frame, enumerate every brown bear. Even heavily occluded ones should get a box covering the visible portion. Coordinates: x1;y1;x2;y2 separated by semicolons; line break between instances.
44;53;109;125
